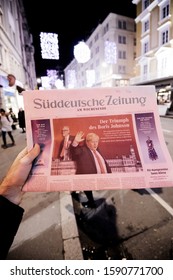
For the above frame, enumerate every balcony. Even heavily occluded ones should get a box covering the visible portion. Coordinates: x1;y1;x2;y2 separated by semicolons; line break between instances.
130;71;173;85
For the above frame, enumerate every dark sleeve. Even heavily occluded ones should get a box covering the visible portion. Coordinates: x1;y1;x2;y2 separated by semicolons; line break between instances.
0;196;24;259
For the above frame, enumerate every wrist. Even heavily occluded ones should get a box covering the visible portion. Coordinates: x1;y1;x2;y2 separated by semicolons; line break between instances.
0;182;22;205
72;140;79;147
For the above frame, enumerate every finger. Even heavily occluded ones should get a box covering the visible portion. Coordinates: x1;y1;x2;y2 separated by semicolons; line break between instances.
16;147;28;160
21;144;40;165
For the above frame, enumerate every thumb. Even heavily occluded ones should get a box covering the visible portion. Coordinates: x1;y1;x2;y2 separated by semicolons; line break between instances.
21;144;41;165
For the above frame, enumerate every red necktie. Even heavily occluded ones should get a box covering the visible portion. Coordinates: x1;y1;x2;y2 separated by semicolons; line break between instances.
93;150;106;173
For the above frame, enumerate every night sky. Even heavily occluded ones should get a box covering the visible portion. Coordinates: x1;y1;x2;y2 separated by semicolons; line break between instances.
23;0;136;77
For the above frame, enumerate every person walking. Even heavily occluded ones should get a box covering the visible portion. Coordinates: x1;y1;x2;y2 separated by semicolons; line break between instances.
18;108;26;133
0;108;15;149
9;108;18;130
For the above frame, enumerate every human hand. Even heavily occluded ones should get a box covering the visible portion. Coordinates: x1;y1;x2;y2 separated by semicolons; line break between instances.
0;144;40;205
74;131;85;143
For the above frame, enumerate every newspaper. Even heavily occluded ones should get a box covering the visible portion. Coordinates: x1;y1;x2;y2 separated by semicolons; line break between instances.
22;86;173;192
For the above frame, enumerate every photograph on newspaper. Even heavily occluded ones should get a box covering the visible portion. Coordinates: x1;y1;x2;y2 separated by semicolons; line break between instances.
22;86;173;192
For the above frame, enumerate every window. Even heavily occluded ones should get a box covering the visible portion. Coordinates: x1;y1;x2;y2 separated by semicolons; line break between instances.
162;29;169;44
118;35;126;44
144;20;149;32
13;31;16;45
144;41;149;53
118;20;122;29
118;20;126;30
0;6;3;26
143;0;150;10
118;65;126;74
141;36;150;55
94;33;99;42
123;21;126;30
160;1;170;20
118;51;126;59
158;20;170;46
143;64;148;75
96;59;99;67
89;41;93;48
103;23;109;35
157;52;170;77
9;0;13;14
134;38;136;46
0;44;2;65
95;46;99;54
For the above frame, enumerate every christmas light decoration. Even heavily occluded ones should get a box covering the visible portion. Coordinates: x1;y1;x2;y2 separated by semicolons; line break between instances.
47;69;57;87
40;32;59;60
74;41;91;63
55;79;64;89
66;70;77;88
86;70;95;87
104;40;117;64
41;76;51;89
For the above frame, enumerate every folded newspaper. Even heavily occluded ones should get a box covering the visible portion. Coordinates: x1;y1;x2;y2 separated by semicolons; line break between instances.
22;86;173;192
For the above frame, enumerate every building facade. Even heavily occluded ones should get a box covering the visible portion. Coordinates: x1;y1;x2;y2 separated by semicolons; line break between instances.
64;13;136;89
131;0;173;107
0;0;36;114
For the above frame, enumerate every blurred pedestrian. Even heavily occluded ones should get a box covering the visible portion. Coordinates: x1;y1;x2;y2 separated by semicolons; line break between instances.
0;108;15;149
7;74;25;94
18;108;26;133
9;108;18;130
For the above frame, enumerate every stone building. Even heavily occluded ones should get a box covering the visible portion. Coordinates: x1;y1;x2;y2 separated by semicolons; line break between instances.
0;0;36;114
64;13;136;89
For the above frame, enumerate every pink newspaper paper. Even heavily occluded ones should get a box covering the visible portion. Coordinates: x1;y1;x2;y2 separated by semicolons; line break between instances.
22;86;173;192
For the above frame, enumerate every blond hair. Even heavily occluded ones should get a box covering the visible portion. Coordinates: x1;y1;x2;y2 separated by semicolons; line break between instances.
86;133;99;142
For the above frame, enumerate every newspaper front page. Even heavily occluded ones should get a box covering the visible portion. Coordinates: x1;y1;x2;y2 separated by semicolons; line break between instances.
22;86;173;192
